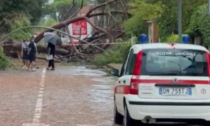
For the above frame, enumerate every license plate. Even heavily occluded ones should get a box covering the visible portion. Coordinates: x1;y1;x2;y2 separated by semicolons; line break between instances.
159;87;192;96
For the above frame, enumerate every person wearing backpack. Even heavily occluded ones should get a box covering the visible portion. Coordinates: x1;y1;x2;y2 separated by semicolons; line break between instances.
21;40;29;70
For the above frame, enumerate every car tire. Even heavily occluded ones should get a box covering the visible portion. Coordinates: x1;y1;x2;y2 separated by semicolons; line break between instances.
124;106;143;126
114;103;123;124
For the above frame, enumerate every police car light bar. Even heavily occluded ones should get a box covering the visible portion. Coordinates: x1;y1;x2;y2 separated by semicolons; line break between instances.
139;34;148;44
182;35;190;43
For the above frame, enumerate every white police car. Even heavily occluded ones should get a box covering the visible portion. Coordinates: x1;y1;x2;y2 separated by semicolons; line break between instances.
111;43;210;126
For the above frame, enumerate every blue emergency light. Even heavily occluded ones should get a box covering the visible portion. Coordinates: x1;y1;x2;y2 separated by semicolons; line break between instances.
139;34;148;43
183;35;190;43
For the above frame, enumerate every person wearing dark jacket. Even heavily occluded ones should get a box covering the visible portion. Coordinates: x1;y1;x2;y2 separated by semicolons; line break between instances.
47;42;55;70
28;38;37;71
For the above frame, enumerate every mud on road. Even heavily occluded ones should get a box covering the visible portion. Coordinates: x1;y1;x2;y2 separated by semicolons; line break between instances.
0;66;121;126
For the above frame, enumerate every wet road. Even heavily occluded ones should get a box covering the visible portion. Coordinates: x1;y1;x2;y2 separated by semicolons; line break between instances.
0;66;120;126
0;66;202;126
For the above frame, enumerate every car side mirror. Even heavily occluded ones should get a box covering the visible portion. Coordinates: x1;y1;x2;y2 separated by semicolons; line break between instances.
110;68;120;77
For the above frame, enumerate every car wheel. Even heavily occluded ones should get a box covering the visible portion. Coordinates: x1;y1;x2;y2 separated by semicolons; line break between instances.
114;103;123;124
124;106;142;126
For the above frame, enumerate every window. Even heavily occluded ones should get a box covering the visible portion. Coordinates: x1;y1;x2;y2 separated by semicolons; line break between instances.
124;50;137;75
140;49;208;76
119;51;129;76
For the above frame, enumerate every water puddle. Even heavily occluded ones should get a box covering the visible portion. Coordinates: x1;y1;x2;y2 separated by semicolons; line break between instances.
48;66;107;76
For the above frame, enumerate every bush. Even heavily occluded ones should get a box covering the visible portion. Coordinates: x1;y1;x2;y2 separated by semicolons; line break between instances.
93;42;131;66
165;34;179;43
0;46;10;70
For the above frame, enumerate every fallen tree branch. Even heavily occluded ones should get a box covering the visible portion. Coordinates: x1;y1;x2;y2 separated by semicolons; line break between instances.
88;10;126;18
3;44;69;56
68;0;86;19
118;0;129;19
1;0;129;62
61;0;76;20
34;16;86;42
86;0;117;17
0;25;105;52
84;17;113;42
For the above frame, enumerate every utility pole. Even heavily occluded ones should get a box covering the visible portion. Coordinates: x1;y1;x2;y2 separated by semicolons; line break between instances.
178;0;182;43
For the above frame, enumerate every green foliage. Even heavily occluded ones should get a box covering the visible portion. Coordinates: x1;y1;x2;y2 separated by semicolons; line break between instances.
0;0;3;10
187;4;210;46
0;0;47;39
42;5;57;20
187;5;207;37
0;46;9;70
46;0;87;21
0;0;48;24
151;0;206;40
2;13;32;40
165;34;178;43
52;0;86;9
124;0;206;41
124;0;163;36
200;15;210;46
93;42;131;66
40;18;59;27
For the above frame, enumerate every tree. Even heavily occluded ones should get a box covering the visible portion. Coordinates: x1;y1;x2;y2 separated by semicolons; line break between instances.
0;0;48;40
187;4;210;46
48;0;87;21
0;12;32;40
145;0;206;40
35;0;128;44
123;0;163;36
40;18;59;27
0;0;48;24
0;0;4;10
8;13;32;40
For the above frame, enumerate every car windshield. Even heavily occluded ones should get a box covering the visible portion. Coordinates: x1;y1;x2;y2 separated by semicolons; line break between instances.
141;49;208;76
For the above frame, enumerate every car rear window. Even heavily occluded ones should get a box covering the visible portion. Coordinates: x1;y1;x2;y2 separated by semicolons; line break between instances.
140;49;208;76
